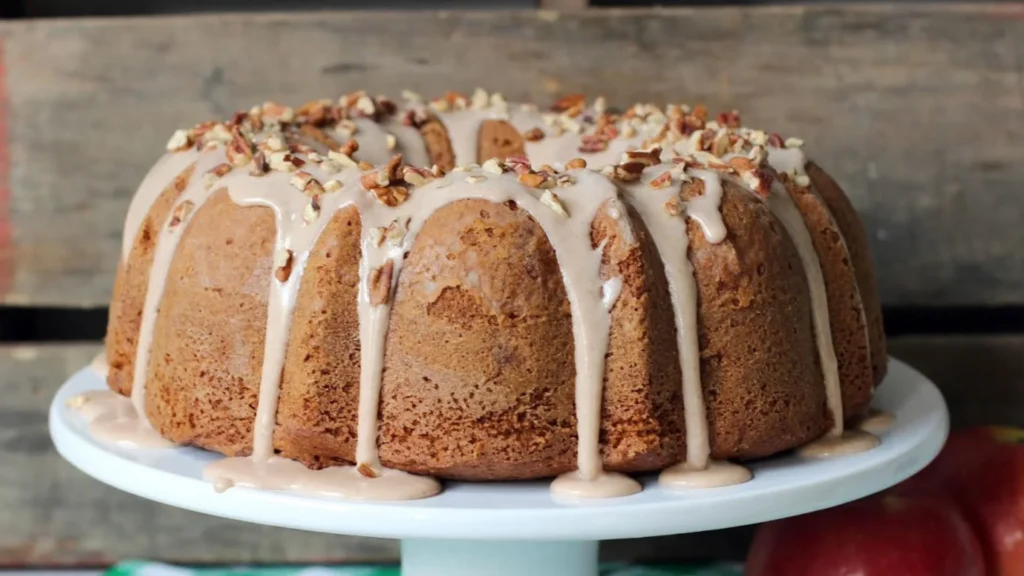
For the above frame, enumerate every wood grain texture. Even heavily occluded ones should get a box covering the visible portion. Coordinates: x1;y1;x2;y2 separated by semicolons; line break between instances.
1;6;1021;307
4;337;1023;566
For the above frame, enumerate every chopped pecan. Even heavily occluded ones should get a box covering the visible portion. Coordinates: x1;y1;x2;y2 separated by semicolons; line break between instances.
566;157;587;170
268;151;297;172
296;99;332;125
226;126;254;167
361;171;386;190
303;196;321;224
376;95;398;116
166;129;193;152
649;171;673;189
383;154;404;182
203;163;233;188
264;135;286;152
368;260;395;306
518;172;554;189
664;197;684;216
402;165;434;186
168;200;195;229
741;168;774;198
481;158;506;175
471;87;490;110
372;186;409;207
623;147;662;167
717;110;742;128
328;149;359;169
357;462;380;479
291;171;314;192
249;151;268;176
384;218;410;248
579;134;609;153
262;102;295;123
523;127;545;142
541;190;569;217
551;93;586;113
274;248;293;282
335;119;358;139
505;155;532;175
609;161;646;182
401;108;430;128
727;156;757;172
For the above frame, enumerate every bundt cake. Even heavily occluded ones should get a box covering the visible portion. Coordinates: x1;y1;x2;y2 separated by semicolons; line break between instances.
90;89;887;500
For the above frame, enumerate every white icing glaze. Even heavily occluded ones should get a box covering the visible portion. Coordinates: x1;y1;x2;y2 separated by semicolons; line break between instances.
619;167;711;472
549;468;641;500
67;390;174;449
798;430;879;458
129;148;219;423
767;146;877;401
858;410;895;435
764;180;844;436
121;150;201;261
659;460;752;490
204;455;440;501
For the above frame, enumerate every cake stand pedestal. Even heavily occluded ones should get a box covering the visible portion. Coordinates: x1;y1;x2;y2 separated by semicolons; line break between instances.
50;358;947;576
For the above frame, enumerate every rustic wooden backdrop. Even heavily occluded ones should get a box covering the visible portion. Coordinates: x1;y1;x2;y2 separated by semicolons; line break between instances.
0;3;1022;567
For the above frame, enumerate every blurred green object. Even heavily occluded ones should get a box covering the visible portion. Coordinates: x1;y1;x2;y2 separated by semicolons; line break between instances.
105;560;743;576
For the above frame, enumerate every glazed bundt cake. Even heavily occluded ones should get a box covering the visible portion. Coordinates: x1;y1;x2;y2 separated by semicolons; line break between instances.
98;89;886;499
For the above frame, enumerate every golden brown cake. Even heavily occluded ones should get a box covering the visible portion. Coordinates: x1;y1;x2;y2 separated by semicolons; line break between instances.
102;89;887;499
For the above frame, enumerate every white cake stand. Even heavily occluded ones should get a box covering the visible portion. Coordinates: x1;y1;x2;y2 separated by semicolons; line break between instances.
50;357;947;576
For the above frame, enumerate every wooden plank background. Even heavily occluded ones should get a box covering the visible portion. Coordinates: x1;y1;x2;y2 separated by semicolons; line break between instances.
4;337;1022;565
0;5;1021;307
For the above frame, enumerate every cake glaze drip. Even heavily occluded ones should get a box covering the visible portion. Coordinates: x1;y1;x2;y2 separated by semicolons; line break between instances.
68;390;174;449
858;410;896;435
78;91;887;500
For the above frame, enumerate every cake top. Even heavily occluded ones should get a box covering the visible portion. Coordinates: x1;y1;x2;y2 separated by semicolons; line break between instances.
156;89;811;222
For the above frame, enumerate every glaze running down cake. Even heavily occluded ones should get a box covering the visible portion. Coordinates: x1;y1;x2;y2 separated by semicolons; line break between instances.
86;89;889;500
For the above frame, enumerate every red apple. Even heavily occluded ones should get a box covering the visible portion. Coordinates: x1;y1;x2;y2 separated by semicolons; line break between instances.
747;493;984;576
907;426;1024;575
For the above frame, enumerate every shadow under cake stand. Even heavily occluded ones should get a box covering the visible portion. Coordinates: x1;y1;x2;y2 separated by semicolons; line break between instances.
49;357;948;576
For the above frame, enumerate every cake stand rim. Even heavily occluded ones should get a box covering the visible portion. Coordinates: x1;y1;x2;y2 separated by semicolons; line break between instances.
49;356;948;541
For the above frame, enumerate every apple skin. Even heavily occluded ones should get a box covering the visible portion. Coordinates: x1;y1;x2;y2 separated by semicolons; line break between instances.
910;426;1024;576
746;493;985;576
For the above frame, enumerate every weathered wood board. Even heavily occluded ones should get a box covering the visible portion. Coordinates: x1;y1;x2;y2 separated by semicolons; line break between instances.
3;337;1021;566
0;5;1021;307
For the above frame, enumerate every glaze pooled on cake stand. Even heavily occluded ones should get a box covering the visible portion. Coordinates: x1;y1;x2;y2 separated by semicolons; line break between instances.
51;357;946;576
